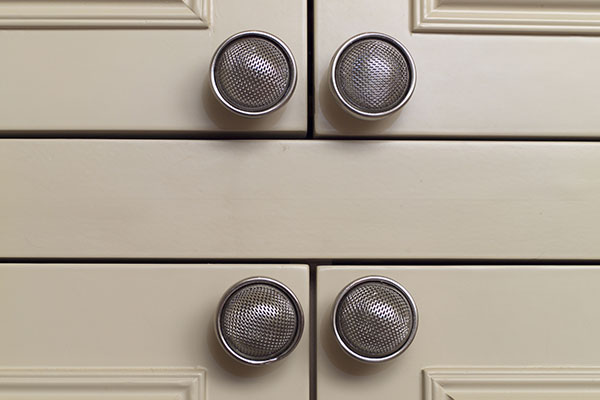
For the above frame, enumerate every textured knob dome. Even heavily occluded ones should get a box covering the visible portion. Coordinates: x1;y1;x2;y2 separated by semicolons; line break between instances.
216;277;304;365
333;276;418;362
330;33;416;119
211;31;297;117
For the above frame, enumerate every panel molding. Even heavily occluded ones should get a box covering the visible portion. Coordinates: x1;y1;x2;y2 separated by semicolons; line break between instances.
0;368;205;400
413;0;600;35
424;368;600;400
0;0;209;28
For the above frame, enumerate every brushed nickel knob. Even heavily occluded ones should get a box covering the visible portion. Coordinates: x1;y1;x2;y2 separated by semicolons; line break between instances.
210;31;297;117
333;276;418;363
216;277;304;365
330;32;416;119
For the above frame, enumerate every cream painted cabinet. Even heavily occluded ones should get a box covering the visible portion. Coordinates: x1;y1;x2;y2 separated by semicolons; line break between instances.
2;3;600;400
0;1;306;135
0;264;309;400
317;265;600;400
2;139;600;399
2;140;599;259
315;0;600;137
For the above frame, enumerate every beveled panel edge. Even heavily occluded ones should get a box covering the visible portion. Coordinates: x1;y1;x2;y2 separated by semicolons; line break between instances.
0;368;205;400
424;367;600;400
413;0;600;35
0;0;209;28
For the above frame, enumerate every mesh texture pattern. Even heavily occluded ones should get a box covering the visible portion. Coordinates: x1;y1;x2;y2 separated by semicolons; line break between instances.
335;38;410;114
336;281;414;358
214;36;291;112
220;283;299;361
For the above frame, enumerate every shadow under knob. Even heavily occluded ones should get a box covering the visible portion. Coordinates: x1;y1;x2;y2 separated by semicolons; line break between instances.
216;277;304;365
210;31;297;117
330;32;416;119
333;276;418;363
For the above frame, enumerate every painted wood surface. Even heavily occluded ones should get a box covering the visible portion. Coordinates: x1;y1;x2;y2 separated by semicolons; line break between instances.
0;0;306;134
0;264;309;400
315;0;600;137
317;265;600;400
2;140;599;259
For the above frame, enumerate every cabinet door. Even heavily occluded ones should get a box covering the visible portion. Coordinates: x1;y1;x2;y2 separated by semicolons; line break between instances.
0;263;309;400
0;1;306;136
317;265;600;400
315;0;600;137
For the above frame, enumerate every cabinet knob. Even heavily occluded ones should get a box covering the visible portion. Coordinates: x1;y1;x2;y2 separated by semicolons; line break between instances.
333;276;418;363
330;33;416;119
216;277;304;365
210;31;297;117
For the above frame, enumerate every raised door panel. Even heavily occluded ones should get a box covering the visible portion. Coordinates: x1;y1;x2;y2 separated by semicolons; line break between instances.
424;368;600;400
0;369;206;400
414;0;600;34
315;0;600;137
0;0;306;135
0;264;309;400
317;265;600;400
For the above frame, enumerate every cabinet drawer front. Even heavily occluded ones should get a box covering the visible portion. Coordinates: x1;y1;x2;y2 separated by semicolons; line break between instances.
2;140;599;259
0;264;309;400
0;1;306;135
317;265;600;400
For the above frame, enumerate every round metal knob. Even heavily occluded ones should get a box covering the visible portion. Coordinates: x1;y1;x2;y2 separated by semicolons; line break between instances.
216;277;304;365
330;32;416;119
210;31;297;117
332;276;418;363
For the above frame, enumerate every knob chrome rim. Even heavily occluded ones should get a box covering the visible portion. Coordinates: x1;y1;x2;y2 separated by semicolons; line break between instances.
216;277;304;365
330;32;417;119
332;276;418;363
210;31;297;117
